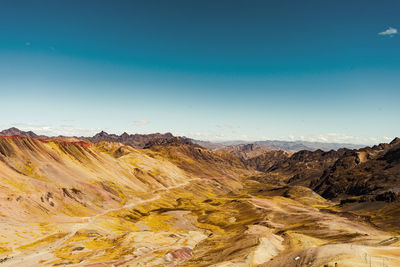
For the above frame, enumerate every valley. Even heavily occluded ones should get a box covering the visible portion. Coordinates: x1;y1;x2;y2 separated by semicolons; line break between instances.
0;131;399;266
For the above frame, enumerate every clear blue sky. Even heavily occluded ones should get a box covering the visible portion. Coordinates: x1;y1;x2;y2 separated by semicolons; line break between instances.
1;0;399;144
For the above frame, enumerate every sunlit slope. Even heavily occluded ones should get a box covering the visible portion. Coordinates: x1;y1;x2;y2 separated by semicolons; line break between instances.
0;136;257;266
0;137;210;222
0;136;251;223
143;139;249;178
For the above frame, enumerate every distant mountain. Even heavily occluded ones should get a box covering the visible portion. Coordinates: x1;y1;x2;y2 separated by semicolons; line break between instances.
254;140;364;151
0;127;46;139
87;131;176;149
0;128;363;152
192;139;364;152
189;139;225;150
0;128;180;149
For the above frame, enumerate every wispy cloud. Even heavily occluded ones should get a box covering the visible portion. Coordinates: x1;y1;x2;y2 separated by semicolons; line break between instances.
378;27;398;36
179;127;252;142
133;120;150;126
290;133;393;145
7;123;101;137
180;131;393;145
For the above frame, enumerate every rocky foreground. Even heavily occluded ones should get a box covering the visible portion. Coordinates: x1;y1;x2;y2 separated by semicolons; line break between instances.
0;132;399;266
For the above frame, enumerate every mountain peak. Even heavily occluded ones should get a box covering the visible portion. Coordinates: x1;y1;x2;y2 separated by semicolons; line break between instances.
94;131;109;137
88;131;177;149
7;127;20;131
0;127;39;138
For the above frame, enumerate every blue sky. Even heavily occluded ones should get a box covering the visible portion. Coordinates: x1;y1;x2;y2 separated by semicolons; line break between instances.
0;0;399;144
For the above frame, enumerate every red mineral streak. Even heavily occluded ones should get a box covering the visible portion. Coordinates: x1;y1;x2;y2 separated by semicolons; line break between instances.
0;135;28;139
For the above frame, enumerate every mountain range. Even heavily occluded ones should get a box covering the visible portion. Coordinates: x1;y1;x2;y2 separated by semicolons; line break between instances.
193;139;365;151
0;127;399;266
0;127;46;139
1;127;364;151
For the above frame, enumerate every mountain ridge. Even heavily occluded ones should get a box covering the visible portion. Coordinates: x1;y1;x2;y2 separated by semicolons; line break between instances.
1;128;367;152
87;130;176;149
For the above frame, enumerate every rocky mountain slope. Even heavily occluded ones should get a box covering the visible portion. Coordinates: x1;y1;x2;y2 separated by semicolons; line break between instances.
252;138;400;203
244;150;291;173
312;138;400;200
215;144;276;160
0;134;256;266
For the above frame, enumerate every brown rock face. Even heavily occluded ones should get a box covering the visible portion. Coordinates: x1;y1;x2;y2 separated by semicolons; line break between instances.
312;140;400;200
244;150;290;172
252;149;347;186
249;138;400;202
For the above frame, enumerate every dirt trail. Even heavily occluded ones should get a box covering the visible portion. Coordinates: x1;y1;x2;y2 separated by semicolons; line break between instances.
1;178;201;267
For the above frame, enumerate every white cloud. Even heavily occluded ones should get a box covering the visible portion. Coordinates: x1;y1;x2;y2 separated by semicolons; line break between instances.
378;27;398;36
8;123;101;137
179;127;393;145
181;131;231;141
285;133;393;145
133;120;149;126
186;132;393;145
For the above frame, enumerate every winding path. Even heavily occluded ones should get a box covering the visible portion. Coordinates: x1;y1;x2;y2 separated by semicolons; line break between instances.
1;178;201;266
